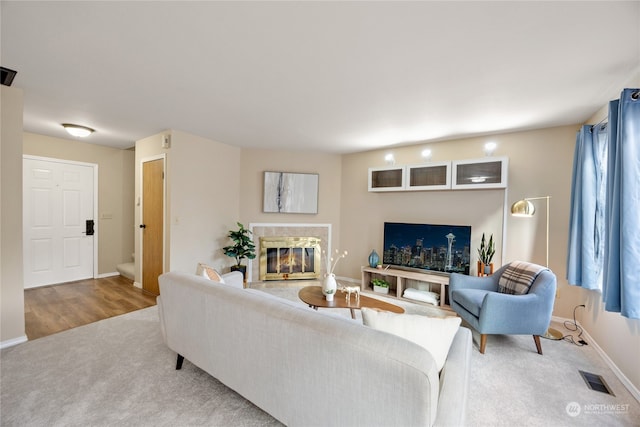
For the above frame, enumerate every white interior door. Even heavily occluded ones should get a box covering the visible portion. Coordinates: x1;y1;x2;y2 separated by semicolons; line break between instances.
23;157;96;288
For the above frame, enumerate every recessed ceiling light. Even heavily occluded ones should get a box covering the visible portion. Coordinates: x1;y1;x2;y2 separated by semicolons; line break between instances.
62;123;95;138
484;142;497;156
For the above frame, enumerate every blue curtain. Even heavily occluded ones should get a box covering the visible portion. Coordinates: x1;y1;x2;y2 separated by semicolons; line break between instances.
566;124;608;290
603;89;640;319
567;88;640;319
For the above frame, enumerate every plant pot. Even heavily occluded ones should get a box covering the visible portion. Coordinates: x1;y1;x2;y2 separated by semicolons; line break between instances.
477;262;493;276
325;293;334;302
373;285;389;294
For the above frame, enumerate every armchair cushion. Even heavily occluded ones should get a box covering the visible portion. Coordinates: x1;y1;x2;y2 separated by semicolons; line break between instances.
497;260;547;295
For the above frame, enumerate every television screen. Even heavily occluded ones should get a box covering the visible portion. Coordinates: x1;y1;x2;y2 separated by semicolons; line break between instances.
383;222;471;274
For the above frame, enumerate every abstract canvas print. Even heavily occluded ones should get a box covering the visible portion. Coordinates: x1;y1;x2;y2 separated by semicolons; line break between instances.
263;172;319;214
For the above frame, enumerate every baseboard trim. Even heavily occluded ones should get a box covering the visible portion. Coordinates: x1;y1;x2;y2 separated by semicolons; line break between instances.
96;272;120;279
1;335;28;349
550;315;640;404
133;281;142;289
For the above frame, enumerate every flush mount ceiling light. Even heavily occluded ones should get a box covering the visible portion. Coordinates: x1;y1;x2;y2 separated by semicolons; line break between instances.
62;123;95;138
421;148;432;161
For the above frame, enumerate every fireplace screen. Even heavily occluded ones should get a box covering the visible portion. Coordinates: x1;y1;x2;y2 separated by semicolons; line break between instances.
260;237;321;280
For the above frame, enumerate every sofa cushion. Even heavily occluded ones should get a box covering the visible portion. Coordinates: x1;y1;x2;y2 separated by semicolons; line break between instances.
361;308;461;371
196;263;225;283
451;289;492;317
498;261;547;295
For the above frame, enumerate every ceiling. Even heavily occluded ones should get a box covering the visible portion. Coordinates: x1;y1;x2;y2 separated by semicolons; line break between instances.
2;1;639;153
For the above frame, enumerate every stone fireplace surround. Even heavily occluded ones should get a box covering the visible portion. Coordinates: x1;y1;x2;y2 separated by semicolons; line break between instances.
248;223;332;283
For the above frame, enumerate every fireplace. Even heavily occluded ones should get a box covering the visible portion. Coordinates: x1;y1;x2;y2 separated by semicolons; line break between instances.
259;237;321;280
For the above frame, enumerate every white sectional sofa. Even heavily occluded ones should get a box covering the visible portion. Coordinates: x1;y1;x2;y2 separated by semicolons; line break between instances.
157;271;472;427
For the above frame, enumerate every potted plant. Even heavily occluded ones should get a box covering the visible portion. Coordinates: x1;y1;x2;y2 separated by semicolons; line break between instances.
222;222;256;280
477;233;495;276
371;278;390;294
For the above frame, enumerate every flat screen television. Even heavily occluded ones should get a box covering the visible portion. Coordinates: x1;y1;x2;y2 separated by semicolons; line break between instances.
383;222;471;275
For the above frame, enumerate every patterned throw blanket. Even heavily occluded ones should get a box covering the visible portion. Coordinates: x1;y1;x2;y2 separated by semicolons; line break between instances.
498;261;548;295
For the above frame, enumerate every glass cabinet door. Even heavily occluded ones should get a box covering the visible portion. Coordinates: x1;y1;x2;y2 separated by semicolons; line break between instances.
368;166;405;192
406;162;451;190
451;157;508;189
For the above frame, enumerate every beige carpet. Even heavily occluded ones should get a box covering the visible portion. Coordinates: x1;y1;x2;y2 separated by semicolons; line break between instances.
1;282;639;426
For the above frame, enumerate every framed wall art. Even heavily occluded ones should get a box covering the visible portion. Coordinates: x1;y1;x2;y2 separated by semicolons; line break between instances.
263;171;319;214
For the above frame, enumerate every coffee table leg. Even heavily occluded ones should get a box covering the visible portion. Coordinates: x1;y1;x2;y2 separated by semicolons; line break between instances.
308;304;318;311
350;308;356;319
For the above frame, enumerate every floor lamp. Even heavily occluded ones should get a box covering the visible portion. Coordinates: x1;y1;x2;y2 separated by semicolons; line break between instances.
510;196;563;340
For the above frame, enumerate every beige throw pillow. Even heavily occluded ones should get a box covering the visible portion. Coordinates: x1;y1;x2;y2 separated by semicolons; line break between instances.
361;308;461;371
196;263;225;284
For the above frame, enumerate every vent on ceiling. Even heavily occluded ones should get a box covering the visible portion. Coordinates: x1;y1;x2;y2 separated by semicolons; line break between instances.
579;370;615;396
1;67;18;86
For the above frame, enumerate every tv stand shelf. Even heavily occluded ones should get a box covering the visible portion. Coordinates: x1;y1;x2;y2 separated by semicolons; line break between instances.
360;266;451;309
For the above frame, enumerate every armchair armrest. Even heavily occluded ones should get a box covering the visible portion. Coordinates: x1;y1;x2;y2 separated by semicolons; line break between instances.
449;272;499;296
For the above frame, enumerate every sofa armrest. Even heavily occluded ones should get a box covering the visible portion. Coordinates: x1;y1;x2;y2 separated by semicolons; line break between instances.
434;327;472;427
221;271;244;289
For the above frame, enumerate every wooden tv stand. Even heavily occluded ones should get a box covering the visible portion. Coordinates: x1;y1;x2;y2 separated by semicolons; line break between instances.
360;266;451;309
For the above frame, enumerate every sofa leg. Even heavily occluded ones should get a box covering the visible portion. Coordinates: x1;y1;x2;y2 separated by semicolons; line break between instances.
533;335;543;355
480;334;487;354
176;354;184;370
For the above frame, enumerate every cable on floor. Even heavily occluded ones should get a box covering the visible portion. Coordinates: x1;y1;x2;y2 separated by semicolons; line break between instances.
562;304;587;346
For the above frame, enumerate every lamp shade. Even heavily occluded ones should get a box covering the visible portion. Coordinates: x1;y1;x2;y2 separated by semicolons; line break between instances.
511;199;535;217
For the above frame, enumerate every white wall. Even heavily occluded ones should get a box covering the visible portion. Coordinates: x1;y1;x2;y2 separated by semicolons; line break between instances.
134;130;242;284
1;85;26;346
168;130;241;273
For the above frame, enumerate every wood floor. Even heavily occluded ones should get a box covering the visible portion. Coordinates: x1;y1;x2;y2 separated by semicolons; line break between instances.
24;275;157;340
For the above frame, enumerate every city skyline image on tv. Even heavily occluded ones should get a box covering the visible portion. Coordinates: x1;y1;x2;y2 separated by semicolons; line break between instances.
383;222;471;274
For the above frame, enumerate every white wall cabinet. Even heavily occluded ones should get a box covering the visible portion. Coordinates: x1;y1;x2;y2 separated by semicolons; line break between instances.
406;162;451;191
451;157;508;189
368;166;405;192
368;157;507;192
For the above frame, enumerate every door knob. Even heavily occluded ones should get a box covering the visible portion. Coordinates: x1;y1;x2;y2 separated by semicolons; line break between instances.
139;224;146;229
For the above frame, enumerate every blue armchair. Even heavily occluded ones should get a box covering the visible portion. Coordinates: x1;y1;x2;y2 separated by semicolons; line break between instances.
448;262;557;354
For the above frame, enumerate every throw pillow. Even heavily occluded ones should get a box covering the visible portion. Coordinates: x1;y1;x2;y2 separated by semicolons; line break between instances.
196;263;226;284
402;288;440;306
498;261;547;295
361;308;461;371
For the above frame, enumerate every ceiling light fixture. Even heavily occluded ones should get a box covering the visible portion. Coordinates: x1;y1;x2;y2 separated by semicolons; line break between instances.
62;123;95;138
421;148;432;161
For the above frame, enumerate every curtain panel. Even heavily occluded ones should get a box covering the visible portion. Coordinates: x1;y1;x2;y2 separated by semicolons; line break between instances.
566;125;607;291
567;88;640;319
603;89;640;319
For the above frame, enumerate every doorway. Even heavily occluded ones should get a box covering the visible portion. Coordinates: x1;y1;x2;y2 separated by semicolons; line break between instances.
141;157;165;295
23;156;97;288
